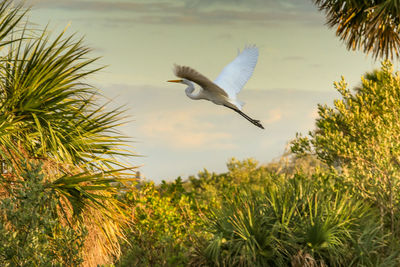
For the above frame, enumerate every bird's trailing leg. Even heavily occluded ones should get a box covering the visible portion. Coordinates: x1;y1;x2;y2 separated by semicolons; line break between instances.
224;105;264;129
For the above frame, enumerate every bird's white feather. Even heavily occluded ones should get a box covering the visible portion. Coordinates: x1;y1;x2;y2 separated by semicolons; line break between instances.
214;45;259;99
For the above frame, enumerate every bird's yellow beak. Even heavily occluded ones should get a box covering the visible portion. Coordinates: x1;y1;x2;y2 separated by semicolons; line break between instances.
167;79;183;83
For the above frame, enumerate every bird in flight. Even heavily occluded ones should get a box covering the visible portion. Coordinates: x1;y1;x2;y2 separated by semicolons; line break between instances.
168;45;264;129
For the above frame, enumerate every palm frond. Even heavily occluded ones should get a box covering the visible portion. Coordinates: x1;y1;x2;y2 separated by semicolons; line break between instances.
314;0;400;59
0;23;133;172
0;2;137;264
0;0;27;49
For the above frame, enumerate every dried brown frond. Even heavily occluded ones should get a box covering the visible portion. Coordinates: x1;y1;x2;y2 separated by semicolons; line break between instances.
0;150;132;266
291;250;327;267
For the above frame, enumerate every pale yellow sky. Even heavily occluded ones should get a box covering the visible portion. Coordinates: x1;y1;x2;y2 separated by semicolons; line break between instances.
27;0;385;181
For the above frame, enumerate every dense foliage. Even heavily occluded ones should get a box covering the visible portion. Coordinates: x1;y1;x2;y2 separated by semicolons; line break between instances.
116;180;203;266
115;158;400;266
293;61;400;235
0;163;87;266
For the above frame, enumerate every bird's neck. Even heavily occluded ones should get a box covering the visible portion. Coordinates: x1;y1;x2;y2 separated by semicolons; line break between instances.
184;80;202;100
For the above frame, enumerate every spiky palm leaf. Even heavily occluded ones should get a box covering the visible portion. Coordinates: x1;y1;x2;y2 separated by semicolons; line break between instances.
314;0;400;59
0;0;26;49
198;175;376;266
0;1;136;265
0;29;132;171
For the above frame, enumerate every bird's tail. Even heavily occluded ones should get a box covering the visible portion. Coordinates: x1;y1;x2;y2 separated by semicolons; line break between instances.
231;99;245;111
236;100;245;110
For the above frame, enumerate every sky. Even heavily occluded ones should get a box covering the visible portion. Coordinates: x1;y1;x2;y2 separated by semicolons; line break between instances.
26;0;383;182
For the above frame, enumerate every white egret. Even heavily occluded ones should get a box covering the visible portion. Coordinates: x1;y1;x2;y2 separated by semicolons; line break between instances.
168;45;264;129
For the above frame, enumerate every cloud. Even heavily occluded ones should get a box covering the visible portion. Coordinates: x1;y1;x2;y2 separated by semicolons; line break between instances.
99;84;338;181
31;0;314;12
184;0;313;11
264;108;283;124
29;0;322;27
139;108;235;150
32;0;176;13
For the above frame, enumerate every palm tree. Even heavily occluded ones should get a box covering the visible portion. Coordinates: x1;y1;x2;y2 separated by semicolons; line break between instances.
314;0;400;59
0;1;135;265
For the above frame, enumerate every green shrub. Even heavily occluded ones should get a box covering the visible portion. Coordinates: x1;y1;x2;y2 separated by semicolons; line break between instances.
192;172;398;266
0;163;87;266
116;181;203;267
292;61;400;235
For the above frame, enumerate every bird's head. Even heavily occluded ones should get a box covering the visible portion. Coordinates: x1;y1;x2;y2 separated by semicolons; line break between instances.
167;79;184;84
167;78;194;89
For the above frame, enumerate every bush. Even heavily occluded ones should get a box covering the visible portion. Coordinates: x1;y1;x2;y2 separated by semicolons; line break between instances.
192;172;398;266
116;180;203;267
0;163;87;266
292;61;400;235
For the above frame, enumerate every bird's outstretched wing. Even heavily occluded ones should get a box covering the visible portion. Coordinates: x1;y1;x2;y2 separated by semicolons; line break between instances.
214;45;259;99
174;64;228;97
